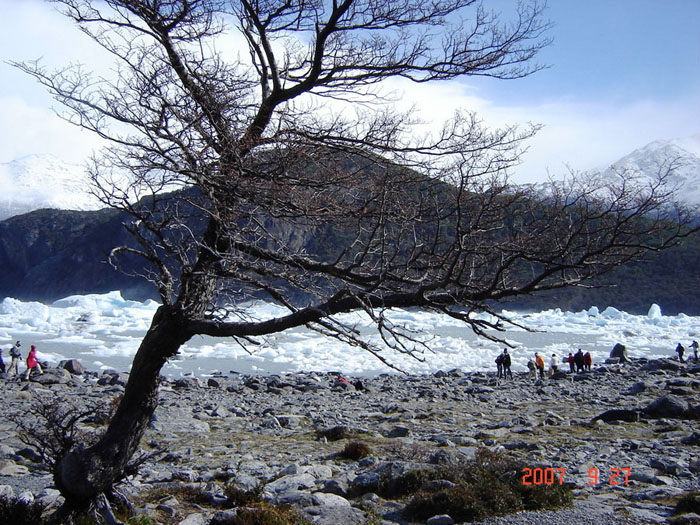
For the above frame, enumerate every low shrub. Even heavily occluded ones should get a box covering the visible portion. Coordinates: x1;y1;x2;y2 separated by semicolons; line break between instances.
404;449;572;522
407;484;514;523
140;484;210;506
169;484;211;505
224;484;265;508
0;496;45;525
675;492;700;515
126;515;156;525
378;467;434;499
230;502;311;525
316;425;351;441
519;482;573;511
339;441;373;461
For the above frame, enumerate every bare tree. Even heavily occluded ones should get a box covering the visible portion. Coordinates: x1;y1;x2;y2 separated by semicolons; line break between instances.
13;0;697;517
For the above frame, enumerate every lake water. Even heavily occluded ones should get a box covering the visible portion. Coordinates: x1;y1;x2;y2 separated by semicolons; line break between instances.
1;293;695;377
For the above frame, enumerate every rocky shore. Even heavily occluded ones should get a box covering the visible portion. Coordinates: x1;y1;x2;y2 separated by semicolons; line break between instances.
0;356;698;524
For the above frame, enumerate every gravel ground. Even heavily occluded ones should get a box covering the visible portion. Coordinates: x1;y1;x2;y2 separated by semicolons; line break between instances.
1;359;698;524
479;498;668;524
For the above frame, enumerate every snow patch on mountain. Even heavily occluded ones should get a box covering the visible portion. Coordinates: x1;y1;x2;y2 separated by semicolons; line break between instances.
603;134;700;205
1;136;699;222
0;154;103;220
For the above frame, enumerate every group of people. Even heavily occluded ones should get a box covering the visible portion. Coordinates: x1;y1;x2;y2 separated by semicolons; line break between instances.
495;347;591;381
1;340;43;380
675;340;699;364
518;349;592;380
500;339;699;381
566;348;592;373
495;348;513;379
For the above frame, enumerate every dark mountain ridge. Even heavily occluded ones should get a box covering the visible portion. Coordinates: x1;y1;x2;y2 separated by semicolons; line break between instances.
0;207;150;301
1;200;699;315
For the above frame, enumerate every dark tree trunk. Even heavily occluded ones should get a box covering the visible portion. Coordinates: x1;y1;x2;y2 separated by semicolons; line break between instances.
53;305;192;507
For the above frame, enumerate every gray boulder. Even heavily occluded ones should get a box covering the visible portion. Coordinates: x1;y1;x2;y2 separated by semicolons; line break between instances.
207;377;222;388
643;395;690;419
150;407;210;433
680;431;700;445
610;343;628;362
59;359;85;375
301;506;367;525
264;473;316;495
277;414;307;429
173;376;201;389
591;408;640;423
97;371;129;386
643;359;682;372
427;516;455;525
31;368;71;385
210;510;239;525
310;493;352;507
321;479;349;497
387;425;411;438
624;381;648;395
650;458;683;475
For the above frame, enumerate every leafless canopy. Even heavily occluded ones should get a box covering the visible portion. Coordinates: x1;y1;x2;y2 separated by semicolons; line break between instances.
15;0;700;512
15;0;693;361
19;0;696;360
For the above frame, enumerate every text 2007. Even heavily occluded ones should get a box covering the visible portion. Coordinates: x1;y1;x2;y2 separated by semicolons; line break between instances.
521;467;565;485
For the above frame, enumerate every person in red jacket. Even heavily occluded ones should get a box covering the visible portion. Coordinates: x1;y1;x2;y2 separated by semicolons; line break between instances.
23;344;44;380
583;351;592;371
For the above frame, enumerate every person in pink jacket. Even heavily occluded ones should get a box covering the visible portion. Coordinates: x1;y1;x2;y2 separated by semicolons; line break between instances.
24;344;43;380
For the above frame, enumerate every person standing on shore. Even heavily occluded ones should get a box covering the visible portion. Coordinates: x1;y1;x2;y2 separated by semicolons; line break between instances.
675;343;685;363
495;352;504;379
574;348;585;373
23;344;43;380
535;352;545;380
8;341;22;377
527;357;537;380
583;351;592;371
567;352;575;373
502;348;513;380
690;340;698;363
549;353;559;376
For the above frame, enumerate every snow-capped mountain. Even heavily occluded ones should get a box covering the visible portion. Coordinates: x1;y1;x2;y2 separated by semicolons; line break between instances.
603;135;700;205
1;136;699;222
0;154;103;220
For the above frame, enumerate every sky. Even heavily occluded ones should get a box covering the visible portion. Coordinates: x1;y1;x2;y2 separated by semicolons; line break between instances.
1;0;699;183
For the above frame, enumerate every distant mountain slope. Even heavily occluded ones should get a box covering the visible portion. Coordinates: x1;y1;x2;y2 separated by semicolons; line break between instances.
1;137;699;312
603;135;700;205
1;197;699;315
0;208;150;301
504;233;700;315
2;136;698;222
0;155;102;220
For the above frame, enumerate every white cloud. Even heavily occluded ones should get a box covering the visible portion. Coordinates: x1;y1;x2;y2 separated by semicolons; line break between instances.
501;96;700;182
0;0;111;163
1;0;698;184
0;96;102;164
378;78;700;182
